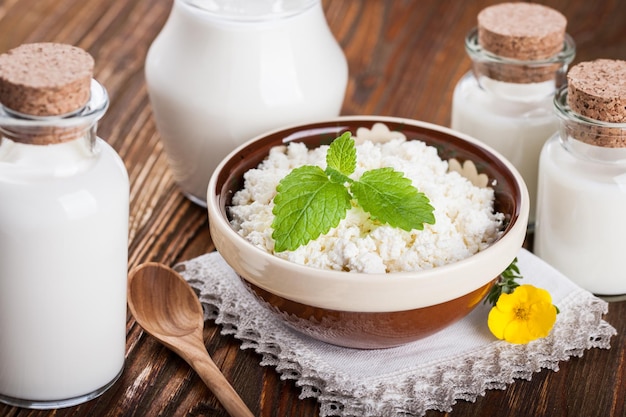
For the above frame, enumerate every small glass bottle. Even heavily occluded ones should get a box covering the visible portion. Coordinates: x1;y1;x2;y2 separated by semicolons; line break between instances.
451;2;575;230
0;43;129;408
145;0;348;206
535;59;626;295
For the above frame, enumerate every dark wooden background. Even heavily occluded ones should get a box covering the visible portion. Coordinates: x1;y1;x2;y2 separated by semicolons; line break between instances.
2;0;626;416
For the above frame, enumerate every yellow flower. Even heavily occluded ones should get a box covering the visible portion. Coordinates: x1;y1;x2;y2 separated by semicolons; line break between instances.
488;284;557;344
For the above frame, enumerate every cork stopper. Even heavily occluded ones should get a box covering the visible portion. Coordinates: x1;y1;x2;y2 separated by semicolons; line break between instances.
566;59;626;147
478;3;567;61
0;43;93;116
0;43;95;145
473;3;568;84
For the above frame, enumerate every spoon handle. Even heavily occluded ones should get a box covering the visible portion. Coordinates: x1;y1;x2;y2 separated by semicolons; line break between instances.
181;337;255;417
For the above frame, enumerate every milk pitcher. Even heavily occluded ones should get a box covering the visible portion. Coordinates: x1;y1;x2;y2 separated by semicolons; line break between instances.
145;0;348;205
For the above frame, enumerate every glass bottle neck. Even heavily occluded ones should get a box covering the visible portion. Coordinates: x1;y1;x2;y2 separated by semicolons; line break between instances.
555;87;626;164
465;27;576;102
0;79;107;147
0;79;108;176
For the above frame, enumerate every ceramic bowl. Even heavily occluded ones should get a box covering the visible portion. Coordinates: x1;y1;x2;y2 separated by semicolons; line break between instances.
207;116;529;349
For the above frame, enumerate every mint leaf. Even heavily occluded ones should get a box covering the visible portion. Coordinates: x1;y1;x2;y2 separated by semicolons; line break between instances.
326;131;356;176
270;133;436;252
271;165;351;252
351;168;435;231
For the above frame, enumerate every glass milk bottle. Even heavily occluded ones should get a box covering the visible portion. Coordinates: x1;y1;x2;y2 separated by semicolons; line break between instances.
145;0;348;206
451;2;575;229
0;43;129;408
535;59;626;295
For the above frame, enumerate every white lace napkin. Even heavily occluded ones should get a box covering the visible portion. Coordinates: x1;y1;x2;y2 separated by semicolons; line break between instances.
176;249;616;417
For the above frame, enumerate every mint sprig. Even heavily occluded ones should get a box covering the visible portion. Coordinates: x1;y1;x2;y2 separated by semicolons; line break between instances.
485;257;560;313
271;132;436;252
485;257;522;306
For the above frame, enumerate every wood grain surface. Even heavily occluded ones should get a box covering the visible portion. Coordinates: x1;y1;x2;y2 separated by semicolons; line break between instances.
1;1;626;416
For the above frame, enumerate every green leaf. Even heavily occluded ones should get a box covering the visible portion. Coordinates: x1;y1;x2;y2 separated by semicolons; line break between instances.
350;168;435;231
325;166;353;185
485;257;522;306
271;165;351;252
270;132;438;252
326;131;356;176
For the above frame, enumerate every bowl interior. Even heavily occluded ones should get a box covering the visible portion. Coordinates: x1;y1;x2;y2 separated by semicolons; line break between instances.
213;119;522;237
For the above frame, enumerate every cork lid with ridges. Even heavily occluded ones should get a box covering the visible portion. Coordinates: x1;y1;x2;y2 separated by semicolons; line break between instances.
567;59;626;123
478;3;567;61
0;42;94;116
565;60;626;147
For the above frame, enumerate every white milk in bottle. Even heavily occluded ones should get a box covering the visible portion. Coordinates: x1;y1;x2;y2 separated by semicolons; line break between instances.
451;3;575;229
535;59;626;295
145;0;348;205
0;43;129;408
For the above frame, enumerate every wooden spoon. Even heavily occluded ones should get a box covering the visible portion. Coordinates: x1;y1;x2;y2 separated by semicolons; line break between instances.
127;262;254;417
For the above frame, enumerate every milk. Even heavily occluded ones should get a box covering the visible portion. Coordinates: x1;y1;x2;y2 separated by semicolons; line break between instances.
0;137;129;406
451;72;558;229
535;132;626;295
146;0;348;205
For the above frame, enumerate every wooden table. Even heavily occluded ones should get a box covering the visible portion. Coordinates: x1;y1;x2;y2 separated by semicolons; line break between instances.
2;1;626;416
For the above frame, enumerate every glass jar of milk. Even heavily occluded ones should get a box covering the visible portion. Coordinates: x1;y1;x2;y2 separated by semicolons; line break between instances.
145;0;348;206
451;3;575;230
0;44;129;408
535;59;626;296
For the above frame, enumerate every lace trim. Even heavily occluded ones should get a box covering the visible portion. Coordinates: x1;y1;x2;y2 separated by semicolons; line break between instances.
178;253;616;417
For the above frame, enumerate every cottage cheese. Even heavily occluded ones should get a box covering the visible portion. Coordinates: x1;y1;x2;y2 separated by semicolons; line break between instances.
229;138;504;273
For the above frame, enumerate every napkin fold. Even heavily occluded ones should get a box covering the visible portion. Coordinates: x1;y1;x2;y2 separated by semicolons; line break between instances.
176;249;616;417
